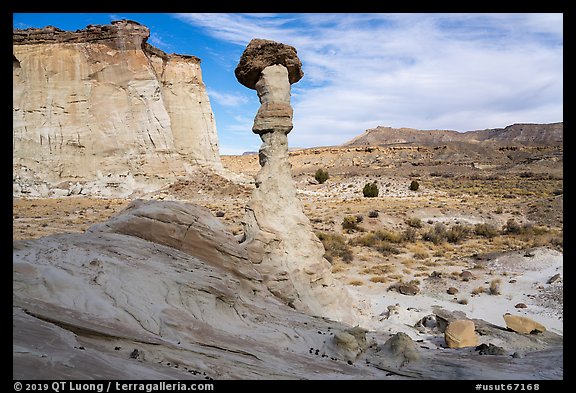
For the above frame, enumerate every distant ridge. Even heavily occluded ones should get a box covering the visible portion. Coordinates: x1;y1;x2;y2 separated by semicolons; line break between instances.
343;122;563;147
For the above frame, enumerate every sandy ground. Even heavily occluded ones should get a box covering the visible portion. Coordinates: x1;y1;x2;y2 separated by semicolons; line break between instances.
349;246;563;337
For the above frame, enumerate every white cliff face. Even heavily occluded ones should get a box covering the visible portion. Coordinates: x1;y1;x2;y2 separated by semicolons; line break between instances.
153;54;220;164
13;21;221;197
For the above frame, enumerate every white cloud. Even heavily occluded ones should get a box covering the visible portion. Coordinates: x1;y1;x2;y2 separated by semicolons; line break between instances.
148;33;172;52
207;89;250;107
176;13;563;148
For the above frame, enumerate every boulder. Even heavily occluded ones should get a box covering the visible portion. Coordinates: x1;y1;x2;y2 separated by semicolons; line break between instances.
375;332;420;368
475;343;507;356
444;320;479;348
503;314;546;334
398;283;420;296
547;273;562;284
235;38;303;89
327;326;369;362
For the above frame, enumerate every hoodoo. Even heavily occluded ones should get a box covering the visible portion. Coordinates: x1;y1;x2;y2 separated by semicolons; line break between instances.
235;39;364;325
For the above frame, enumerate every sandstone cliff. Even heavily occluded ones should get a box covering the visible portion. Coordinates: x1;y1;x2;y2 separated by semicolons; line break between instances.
13;20;222;197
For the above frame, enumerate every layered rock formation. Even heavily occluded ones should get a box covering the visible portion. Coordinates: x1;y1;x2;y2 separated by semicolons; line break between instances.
235;39;364;326
13;20;221;197
344;122;563;147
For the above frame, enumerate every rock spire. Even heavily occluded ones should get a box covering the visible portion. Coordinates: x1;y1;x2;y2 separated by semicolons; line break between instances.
235;38;363;325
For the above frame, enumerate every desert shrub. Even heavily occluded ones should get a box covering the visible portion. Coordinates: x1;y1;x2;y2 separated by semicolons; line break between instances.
353;229;405;254
406;217;423;228
423;223;448;245
446;224;470;243
314;168;329;184
348;279;364;286
368;210;379;218
369;276;388;283
374;228;404;243
551;235;563;248
342;215;360;232
495;206;503;214
519;223;549;236
363;182;379;197
471;286;485;296
409;180;420;191
355;214;364;223
502;219;521;234
412;249;429;260
519;171;534;178
362;264;395;275
402;227;418;242
316;232;354;262
353;232;378;247
474;223;499;239
489;279;502;295
375;241;402;256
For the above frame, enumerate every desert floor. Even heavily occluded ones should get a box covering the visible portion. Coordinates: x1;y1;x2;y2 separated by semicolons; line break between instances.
13;151;563;336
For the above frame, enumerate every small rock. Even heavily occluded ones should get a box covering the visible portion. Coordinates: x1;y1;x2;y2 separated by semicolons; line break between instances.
129;349;140;359
514;303;528;309
547;273;562;284
475;343;507;356
447;287;459;295
509;279;517;284
460;271;474;282
511;352;524;359
215;211;225;218
503;314;546;334
444;320;479;348
376;332;420;368
414;315;437;331
398;283;420;296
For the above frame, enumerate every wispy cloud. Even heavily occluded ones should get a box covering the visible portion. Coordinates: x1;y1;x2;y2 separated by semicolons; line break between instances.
208;89;250;107
148;33;173;52
14;22;31;29
175;13;563;148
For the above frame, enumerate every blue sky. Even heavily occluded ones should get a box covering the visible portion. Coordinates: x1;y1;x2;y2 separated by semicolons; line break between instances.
13;13;563;155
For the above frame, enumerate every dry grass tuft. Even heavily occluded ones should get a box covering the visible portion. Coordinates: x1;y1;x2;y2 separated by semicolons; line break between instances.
471;286;486;296
369;276;388;283
489;278;502;295
361;264;395;275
